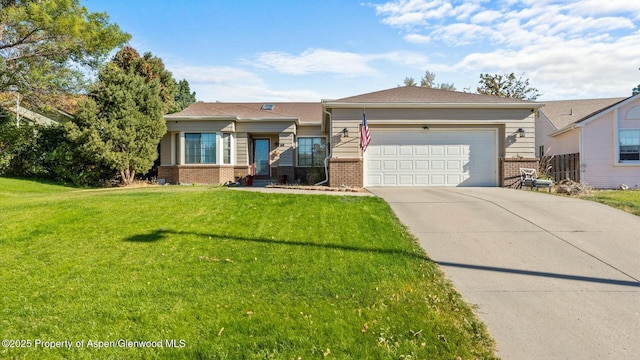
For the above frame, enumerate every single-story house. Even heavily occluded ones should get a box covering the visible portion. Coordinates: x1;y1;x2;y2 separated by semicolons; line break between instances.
158;86;543;188
536;94;640;188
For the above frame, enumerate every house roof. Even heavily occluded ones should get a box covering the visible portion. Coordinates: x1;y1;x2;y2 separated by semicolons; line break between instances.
326;86;540;106
165;102;322;123
540;97;627;130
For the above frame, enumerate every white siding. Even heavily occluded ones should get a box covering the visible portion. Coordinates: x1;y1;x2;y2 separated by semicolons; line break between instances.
330;107;535;160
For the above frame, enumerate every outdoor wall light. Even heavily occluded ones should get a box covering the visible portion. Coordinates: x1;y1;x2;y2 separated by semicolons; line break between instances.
342;127;349;137
517;128;526;138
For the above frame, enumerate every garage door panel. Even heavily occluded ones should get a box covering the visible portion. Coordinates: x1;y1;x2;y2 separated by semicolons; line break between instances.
431;160;445;170
399;146;413;156
431;146;445;155
399;174;413;185
446;146;461;155
368;174;382;186
368;146;382;156
367;160;381;171
415;161;429;170
447;160;461;170
415;146;429;155
415;175;429;185
431;175;445;185
384;175;397;185
383;146;397;155
382;160;397;171
365;129;497;187
398;160;413;170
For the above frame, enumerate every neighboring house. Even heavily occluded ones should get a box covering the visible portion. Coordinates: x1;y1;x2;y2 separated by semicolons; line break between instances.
536;95;640;188
158;86;543;188
1;92;74;126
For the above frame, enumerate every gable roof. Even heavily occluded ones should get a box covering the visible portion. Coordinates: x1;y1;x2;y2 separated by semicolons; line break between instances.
165;102;322;124
540;97;627;130
325;86;542;108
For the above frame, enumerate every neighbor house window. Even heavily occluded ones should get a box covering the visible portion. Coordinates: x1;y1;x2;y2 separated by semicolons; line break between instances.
185;133;216;164
298;137;326;166
619;129;640;161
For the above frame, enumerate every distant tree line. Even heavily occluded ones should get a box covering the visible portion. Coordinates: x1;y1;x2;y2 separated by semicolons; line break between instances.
403;70;541;101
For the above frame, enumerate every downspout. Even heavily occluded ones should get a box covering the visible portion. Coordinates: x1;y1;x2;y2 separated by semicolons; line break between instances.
315;106;332;185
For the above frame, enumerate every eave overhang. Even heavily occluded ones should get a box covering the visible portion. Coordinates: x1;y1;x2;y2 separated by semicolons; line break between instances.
322;102;544;110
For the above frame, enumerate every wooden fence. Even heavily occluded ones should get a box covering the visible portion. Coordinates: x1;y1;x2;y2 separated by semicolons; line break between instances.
541;153;580;182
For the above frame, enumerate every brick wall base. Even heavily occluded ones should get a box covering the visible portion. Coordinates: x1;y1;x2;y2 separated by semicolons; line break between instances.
158;165;236;185
501;158;539;188
329;158;363;188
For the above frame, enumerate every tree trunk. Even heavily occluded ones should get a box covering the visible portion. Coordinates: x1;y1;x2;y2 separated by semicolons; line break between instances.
120;168;136;186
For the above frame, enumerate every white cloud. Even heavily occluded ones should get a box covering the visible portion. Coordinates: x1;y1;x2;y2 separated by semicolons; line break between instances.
167;64;325;102
251;48;429;76
566;0;640;18
373;0;453;27
455;32;640;99
170;65;262;85
404;33;432;43
252;49;378;76
470;10;502;24
371;51;430;67
373;0;640;98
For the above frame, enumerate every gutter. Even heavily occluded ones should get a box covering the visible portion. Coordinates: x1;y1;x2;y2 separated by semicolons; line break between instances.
315;107;332;186
324;102;544;110
550;123;579;137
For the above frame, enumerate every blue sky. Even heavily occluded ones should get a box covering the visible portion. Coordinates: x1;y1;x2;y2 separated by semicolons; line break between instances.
82;0;640;102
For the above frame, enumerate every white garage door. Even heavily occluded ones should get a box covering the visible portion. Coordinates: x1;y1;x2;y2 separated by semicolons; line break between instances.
365;129;497;187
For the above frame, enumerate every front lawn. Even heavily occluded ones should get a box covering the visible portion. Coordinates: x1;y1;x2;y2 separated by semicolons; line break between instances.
0;178;496;359
583;190;640;216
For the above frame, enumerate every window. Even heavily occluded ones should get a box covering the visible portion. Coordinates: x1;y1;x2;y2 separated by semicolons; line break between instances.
619;129;640;161
223;133;232;164
298;137;326;166
185;133;216;164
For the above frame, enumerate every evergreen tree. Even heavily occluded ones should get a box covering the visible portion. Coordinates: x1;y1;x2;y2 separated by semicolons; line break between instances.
67;63;166;185
171;79;197;113
112;46;177;113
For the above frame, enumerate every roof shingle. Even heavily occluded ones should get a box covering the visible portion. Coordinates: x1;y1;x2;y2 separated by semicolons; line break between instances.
329;86;538;104
540;98;627;130
166;102;322;123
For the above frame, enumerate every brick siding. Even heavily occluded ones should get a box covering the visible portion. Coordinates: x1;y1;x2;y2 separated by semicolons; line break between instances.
501;158;539;188
158;165;236;185
329;158;363;188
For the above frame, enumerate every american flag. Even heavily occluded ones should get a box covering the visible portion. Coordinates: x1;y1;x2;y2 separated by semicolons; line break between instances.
360;112;371;152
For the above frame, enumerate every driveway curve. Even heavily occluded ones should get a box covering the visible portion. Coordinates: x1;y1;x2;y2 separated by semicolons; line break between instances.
370;187;640;360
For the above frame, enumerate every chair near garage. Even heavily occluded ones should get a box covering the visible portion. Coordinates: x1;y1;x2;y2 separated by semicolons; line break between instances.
519;168;553;192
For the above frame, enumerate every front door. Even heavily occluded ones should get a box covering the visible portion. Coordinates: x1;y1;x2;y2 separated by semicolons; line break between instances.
253;139;270;176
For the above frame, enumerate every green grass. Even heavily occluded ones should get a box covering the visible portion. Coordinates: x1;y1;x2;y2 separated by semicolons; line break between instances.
0;178;496;359
583;189;640;216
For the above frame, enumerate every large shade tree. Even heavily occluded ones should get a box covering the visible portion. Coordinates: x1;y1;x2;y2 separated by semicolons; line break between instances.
477;72;541;100
67;62;166;185
0;0;130;107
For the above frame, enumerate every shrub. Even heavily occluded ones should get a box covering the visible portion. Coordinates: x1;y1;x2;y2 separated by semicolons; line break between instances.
555;179;593;196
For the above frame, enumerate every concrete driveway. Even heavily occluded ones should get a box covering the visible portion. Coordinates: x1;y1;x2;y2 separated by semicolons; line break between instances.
369;187;640;360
